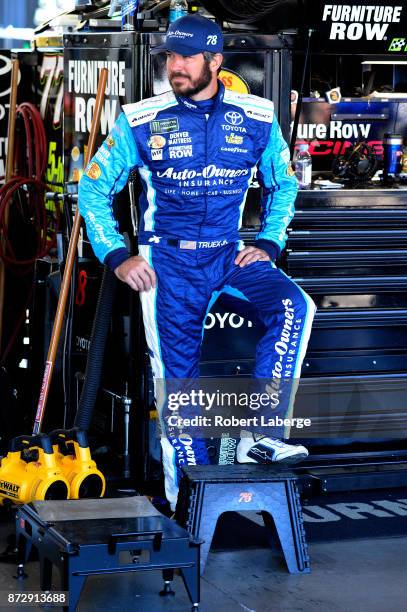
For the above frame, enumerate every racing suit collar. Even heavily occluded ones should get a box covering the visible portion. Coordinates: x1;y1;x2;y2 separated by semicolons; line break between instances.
176;79;225;114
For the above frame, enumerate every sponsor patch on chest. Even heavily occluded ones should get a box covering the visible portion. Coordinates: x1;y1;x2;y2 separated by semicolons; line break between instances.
150;117;180;134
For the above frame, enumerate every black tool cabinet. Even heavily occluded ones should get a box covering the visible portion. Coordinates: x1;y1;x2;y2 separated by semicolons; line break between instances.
201;186;407;454
288;188;407;376
284;187;407;449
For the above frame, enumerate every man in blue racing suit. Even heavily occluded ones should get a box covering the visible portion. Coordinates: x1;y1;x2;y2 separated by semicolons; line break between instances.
79;14;316;508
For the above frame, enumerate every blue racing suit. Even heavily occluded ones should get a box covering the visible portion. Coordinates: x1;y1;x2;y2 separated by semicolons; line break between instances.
79;81;316;506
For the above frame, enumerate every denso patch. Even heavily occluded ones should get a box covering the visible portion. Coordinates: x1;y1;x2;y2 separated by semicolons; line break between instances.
150;117;179;134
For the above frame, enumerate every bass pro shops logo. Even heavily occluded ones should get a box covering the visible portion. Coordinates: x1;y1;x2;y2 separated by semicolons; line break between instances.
322;4;403;41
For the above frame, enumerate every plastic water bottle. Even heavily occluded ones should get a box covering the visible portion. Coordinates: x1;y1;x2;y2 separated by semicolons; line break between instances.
400;145;407;176
295;144;312;189
169;0;188;23
120;0;140;30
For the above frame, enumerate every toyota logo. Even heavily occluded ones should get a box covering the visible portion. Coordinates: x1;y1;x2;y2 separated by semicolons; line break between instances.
225;111;244;126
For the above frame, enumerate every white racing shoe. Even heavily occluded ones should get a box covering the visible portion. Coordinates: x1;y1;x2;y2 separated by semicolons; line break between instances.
237;434;309;465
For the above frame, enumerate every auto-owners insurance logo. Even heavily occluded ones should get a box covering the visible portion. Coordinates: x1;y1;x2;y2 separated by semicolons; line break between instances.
167;29;194;40
225;111;244;126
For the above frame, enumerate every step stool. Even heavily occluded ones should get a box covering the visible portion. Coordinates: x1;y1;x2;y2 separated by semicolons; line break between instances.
175;464;310;575
15;496;201;611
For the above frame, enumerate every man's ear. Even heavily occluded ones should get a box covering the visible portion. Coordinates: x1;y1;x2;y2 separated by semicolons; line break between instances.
210;53;223;73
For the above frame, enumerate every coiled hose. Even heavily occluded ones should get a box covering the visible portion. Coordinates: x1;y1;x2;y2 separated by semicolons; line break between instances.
0;102;60;363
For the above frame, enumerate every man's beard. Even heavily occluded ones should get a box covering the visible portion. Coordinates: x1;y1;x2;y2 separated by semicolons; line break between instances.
169;60;212;97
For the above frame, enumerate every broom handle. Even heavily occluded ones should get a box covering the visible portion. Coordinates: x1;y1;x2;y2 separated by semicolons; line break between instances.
33;68;109;434
0;58;20;351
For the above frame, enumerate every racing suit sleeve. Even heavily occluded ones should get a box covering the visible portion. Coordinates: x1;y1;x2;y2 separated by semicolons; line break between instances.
78;112;141;270
255;116;298;261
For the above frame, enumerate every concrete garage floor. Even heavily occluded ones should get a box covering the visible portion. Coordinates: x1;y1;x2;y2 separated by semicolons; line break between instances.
1;514;407;612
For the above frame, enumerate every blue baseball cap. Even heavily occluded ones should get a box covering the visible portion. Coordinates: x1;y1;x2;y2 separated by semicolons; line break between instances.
152;14;223;56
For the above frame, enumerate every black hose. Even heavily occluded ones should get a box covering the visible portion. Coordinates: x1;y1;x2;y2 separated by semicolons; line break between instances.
290;27;313;159
74;266;117;430
63;195;74;425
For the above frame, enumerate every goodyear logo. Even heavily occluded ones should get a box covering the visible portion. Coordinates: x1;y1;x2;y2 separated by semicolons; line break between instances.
219;69;250;94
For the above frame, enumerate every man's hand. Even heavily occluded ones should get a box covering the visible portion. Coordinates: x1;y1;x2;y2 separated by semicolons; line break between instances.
114;256;156;292
234;246;271;267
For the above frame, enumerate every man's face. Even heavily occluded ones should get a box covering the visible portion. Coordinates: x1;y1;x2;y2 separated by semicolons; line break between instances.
166;51;212;97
